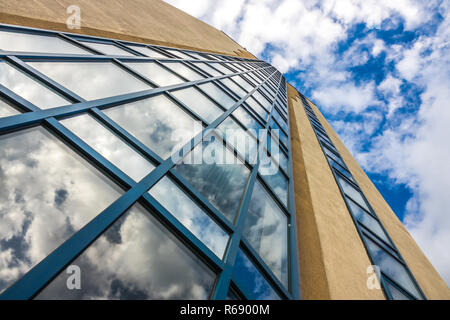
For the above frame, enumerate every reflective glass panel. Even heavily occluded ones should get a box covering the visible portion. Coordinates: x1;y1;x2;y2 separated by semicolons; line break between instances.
232;106;263;134
362;234;422;299
193;62;223;77
243;181;288;287
253;91;272;111
0;30;91;55
198;82;236;110
35;204;215;299
80;41;135;56
217;117;258;163
233;249;281;300
211;63;233;75
174;133;251;222
0;61;70;109
165;49;194;60
61;114;155;181
0;127;122;294
323;146;345;167
161;62;204;81
221;78;247;98
149;176;229;258
103;95;203;159
346;198;390;244
231;76;254;92
0;98;19;118
125;45;167;58
126;62;184;87
337;176;370;211
171;87;223;123
259;164;288;207
28;61;150;101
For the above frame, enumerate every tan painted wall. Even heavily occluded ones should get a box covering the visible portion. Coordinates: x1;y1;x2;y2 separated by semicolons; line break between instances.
0;0;256;58
288;84;385;300
301;94;450;299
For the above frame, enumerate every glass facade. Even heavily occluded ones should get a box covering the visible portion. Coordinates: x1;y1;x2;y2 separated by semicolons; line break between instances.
0;25;298;300
299;94;426;300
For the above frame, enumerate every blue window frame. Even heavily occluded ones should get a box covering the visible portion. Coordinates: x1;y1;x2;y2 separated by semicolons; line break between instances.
298;93;426;300
0;24;299;300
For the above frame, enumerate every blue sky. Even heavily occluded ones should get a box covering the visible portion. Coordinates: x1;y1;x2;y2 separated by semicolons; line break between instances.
165;0;450;285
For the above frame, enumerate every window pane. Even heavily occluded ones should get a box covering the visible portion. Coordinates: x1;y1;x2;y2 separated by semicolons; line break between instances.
188;52;207;60
198;82;236;110
126;62;184;87
103;95;203;159
244;181;288;287
61;114;155;181
385;281;411;300
35;204;215;299
323;146;345;167
28;61;151;101
0;127;122;294
0;30;91;55
252;91;272;111
149;176;229;258
126;45;167;58
193;62;223;77
217;117;258;164
165;49;194;60
161;62;204;81
211;63;233;75
233;249;281;300
337;176;370;211
232;106;263;134
0;98;20;118
259;163;288;207
346;198;391;244
80;41;135;56
221;78;247;98
362;234;422;299
171;87;223;123
174;133;251;223
231;76;254;92
0;61;70;109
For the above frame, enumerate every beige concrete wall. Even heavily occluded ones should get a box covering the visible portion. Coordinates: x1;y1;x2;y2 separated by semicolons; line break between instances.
302;95;450;299
288;84;385;300
0;0;256;58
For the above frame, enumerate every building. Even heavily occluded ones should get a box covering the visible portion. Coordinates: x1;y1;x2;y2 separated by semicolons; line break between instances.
0;0;448;300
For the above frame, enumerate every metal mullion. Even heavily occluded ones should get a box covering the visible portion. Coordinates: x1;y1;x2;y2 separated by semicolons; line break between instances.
167;170;235;234
284;85;300;299
111;58;159;88
57;33;104;55
209;72;279;300
214;76;296;299
381;273;416;300
0;66;272;134
240;238;291;299
110;39;143;56
358;223;399;259
5;56;84;102
44;117;135;189
141;192;225;272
